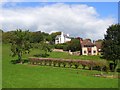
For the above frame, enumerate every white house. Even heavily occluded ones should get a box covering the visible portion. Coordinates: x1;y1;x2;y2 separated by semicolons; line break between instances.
55;32;71;44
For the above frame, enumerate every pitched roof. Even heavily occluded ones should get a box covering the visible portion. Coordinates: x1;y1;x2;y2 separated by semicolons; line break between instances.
81;39;95;47
95;41;102;49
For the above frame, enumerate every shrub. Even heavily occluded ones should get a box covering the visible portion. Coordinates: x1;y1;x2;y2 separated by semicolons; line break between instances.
67;60;73;68
61;60;67;67
54;44;64;49
53;60;57;67
72;60;80;69
29;57;109;72
58;60;62;67
48;60;52;66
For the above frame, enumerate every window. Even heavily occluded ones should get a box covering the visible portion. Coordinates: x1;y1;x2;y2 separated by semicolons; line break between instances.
84;51;86;53
93;50;96;53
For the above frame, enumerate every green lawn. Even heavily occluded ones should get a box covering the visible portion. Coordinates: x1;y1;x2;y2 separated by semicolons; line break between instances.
2;44;118;88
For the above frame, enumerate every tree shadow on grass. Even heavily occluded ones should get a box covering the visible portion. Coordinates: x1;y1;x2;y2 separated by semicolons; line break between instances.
33;53;49;58
10;59;29;64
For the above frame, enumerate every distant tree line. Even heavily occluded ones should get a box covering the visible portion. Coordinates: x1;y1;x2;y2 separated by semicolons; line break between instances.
1;29;60;44
2;29;81;52
1;29;61;63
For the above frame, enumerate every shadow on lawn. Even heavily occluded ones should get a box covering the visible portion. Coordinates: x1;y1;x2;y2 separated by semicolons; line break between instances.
10;59;29;64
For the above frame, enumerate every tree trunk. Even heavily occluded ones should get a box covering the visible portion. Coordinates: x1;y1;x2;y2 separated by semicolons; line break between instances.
18;52;22;64
113;60;118;72
100;67;103;75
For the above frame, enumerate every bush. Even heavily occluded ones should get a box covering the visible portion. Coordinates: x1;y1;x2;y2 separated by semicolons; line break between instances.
67;60;73;68
72;61;80;69
61;60;67;67
54;44;65;49
29;57;109;72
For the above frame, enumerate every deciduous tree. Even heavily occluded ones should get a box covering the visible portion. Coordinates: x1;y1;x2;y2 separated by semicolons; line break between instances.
11;29;31;64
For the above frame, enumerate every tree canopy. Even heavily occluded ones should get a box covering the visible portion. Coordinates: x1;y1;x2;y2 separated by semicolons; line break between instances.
11;29;31;63
102;24;120;71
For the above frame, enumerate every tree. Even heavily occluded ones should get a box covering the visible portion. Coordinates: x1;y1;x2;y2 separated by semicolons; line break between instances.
41;42;53;55
50;32;61;44
2;31;15;43
102;24;120;72
11;29;31;64
29;31;44;43
63;38;81;52
0;29;3;43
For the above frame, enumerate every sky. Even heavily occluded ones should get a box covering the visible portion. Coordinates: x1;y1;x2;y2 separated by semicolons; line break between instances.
0;2;118;40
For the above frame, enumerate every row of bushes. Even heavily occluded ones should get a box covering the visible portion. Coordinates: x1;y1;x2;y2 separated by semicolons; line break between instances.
29;57;109;71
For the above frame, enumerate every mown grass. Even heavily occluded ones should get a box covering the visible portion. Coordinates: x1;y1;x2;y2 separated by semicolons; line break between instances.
2;44;118;88
32;48;103;60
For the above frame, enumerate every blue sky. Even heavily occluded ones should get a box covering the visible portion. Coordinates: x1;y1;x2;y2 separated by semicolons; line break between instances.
1;2;118;40
2;2;118;21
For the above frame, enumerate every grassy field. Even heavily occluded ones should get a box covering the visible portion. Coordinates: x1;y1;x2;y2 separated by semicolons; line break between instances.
2;44;118;88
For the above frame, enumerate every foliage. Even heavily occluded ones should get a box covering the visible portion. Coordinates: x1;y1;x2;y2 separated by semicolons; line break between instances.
10;29;31;63
29;57;108;72
29;31;44;43
2;31;15;43
54;43;67;49
54;38;81;52
102;24;120;71
0;29;3;43
63;38;81;52
50;32;61;44
29;31;51;43
32;42;53;57
41;42;53;55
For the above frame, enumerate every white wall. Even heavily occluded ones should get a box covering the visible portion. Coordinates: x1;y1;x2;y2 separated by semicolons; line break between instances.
82;47;88;55
82;46;98;55
55;32;71;44
91;46;98;55
65;38;71;42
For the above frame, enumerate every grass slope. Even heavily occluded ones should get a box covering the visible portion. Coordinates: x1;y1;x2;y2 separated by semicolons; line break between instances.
2;44;118;88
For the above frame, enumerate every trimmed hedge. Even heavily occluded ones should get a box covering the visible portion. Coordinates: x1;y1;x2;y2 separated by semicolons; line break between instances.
29;57;108;71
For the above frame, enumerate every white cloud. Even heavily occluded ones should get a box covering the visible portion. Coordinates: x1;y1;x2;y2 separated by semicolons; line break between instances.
0;3;115;40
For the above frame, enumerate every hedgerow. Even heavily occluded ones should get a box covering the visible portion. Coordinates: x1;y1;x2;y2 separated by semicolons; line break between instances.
29;57;108;72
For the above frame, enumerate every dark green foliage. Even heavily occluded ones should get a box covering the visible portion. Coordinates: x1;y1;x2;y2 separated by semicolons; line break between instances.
50;32;61;44
54;43;67;49
68;38;81;52
102;24;120;71
2;30;53;44
29;31;43;43
55;38;82;52
2;31;15;43
29;31;50;43
10;29;31;63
